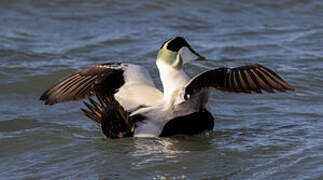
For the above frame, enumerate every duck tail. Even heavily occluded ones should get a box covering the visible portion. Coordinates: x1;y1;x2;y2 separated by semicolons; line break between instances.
81;93;133;138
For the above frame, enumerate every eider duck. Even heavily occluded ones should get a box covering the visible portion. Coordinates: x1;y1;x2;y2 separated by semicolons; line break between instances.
40;37;294;138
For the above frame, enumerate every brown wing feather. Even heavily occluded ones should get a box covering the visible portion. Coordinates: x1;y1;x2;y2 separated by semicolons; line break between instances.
250;69;274;93
184;64;294;100
81;93;134;138
238;71;251;93
40;63;126;105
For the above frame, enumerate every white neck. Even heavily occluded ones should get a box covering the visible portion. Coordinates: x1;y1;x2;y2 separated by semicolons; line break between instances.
156;60;189;103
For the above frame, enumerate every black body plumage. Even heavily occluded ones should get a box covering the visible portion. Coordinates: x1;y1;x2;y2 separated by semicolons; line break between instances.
81;93;214;138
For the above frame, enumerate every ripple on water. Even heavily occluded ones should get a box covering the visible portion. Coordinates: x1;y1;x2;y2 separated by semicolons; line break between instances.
1;0;323;179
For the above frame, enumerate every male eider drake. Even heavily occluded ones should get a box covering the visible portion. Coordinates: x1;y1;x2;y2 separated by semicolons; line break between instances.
40;37;294;138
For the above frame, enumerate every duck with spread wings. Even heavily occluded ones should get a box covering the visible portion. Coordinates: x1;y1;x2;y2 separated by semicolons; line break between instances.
40;37;294;138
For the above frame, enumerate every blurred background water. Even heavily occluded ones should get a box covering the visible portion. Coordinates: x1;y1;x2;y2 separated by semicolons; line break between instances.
1;0;323;179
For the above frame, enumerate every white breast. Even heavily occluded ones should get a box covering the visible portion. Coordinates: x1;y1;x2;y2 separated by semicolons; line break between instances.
114;64;163;111
156;60;190;103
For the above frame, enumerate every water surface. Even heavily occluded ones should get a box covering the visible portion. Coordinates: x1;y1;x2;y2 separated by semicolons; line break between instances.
1;0;323;179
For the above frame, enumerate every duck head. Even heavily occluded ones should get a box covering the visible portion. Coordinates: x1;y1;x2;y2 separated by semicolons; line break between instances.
157;37;206;70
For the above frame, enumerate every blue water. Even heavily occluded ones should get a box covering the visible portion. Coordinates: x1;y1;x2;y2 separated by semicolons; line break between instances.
1;0;323;179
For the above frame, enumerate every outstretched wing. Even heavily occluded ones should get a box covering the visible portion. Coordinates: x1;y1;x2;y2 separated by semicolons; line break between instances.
40;63;163;110
81;93;134;138
184;64;294;100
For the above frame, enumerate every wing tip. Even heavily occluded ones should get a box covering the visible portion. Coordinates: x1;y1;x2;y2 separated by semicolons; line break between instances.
285;86;295;92
39;94;55;105
39;91;48;100
40;89;57;105
82;98;102;124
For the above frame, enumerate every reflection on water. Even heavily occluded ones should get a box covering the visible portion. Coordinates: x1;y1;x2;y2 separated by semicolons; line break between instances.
132;138;189;167
1;0;323;179
133;138;188;157
131;133;215;168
